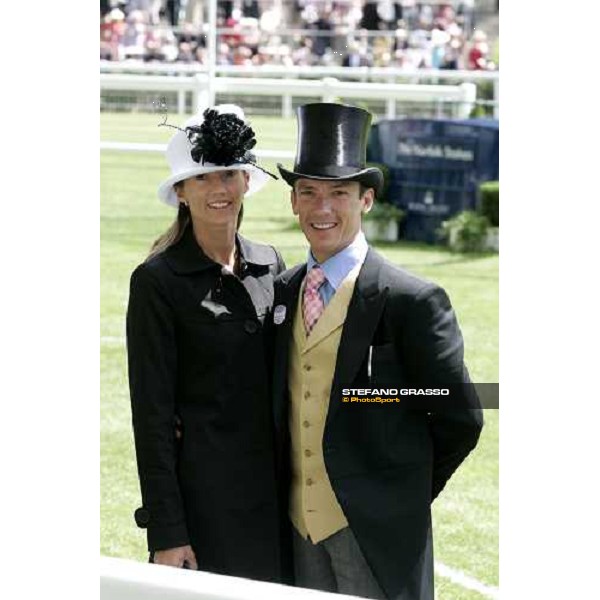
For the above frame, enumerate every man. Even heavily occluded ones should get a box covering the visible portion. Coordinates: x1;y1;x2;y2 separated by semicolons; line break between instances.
269;103;483;600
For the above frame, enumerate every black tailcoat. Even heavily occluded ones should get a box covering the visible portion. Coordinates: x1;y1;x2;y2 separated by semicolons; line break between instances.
126;226;287;583
269;248;484;599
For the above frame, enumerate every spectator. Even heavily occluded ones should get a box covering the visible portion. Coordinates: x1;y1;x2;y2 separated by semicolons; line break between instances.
418;3;434;29
195;45;207;64
101;12;114;60
372;35;393;67
219;0;234;20
100;0;112;19
457;0;476;33
402;0;419;29
100;0;496;71
239;17;260;55
102;7;126;61
409;21;429;57
311;7;334;57
165;0;182;26
329;0;362;31
430;26;450;69
291;37;317;66
122;9;148;59
360;2;380;30
217;41;232;65
177;21;202;48
405;37;429;70
259;3;283;33
231;44;253;66
259;36;292;66
242;0;259;19
126;0;162;25
440;22;465;70
467;29;490;70
436;3;456;30
298;1;319;26
251;46;269;66
144;37;164;61
392;24;409;53
184;0;204;28
376;0;396;30
175;41;196;62
144;8;179;61
342;40;372;67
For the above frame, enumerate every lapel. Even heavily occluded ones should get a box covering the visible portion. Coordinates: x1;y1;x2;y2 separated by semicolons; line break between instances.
272;264;306;436
327;248;388;428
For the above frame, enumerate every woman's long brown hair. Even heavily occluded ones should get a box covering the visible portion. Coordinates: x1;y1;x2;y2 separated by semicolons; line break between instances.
145;199;244;262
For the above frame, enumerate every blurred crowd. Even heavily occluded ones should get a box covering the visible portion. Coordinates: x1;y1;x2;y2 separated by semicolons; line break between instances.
100;0;497;70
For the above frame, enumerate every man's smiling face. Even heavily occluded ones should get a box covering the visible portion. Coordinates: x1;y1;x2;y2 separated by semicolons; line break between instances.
291;178;374;263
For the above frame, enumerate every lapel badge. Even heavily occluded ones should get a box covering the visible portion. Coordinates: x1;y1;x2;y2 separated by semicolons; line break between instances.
273;304;287;325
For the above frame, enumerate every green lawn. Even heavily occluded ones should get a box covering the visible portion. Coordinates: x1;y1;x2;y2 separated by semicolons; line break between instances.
101;113;498;599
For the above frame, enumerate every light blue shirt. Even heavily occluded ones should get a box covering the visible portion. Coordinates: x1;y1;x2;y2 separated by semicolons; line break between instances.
306;231;369;306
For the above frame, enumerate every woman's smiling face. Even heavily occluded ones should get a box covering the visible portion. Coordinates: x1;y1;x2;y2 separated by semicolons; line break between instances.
177;169;249;227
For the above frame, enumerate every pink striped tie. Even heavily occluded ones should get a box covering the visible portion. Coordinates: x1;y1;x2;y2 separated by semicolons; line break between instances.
303;266;326;335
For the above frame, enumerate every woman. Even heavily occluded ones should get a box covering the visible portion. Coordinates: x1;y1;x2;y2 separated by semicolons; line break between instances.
126;105;286;582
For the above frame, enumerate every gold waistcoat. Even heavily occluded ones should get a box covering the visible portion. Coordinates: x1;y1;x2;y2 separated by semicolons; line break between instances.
288;264;361;543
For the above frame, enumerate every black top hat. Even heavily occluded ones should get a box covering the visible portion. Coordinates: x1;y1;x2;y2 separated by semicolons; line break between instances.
277;103;383;195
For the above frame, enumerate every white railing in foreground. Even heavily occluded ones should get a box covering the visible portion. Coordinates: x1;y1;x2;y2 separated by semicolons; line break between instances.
100;556;363;600
100;73;477;120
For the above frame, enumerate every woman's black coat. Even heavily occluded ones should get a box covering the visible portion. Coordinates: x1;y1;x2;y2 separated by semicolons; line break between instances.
126;225;286;583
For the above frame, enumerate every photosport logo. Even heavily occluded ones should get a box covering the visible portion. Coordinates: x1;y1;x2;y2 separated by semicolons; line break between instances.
341;388;451;404
338;384;499;409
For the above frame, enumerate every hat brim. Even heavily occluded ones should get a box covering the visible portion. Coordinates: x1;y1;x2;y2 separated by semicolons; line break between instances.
158;164;271;207
277;164;383;197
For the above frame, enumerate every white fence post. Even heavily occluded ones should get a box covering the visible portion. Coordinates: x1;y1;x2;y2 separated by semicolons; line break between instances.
193;73;209;113
177;89;186;115
458;82;477;119
493;78;499;118
385;99;396;119
321;77;338;103
283;93;293;119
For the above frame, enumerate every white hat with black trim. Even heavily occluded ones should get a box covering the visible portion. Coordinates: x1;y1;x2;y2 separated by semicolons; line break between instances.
157;104;274;207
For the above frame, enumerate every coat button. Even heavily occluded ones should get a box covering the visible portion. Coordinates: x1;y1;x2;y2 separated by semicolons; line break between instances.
303;420;310;428
304;391;311;399
134;507;150;528
304;449;313;457
244;320;259;334
304;364;312;371
306;478;314;486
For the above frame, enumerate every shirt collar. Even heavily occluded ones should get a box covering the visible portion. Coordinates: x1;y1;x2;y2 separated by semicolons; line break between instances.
306;230;368;291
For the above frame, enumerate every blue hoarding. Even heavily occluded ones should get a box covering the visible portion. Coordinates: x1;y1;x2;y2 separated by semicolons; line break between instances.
367;118;499;243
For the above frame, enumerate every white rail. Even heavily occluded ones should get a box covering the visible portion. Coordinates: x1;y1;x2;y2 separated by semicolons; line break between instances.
100;73;477;119
100;141;294;159
100;62;499;83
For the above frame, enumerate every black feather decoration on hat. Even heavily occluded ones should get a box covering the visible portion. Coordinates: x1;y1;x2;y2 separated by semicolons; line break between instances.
185;109;257;165
157;106;278;180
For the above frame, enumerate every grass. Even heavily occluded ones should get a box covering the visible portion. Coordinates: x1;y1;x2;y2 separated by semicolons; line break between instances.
101;113;498;599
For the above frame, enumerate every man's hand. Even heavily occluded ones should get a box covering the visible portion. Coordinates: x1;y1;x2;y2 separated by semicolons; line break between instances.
153;545;198;569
